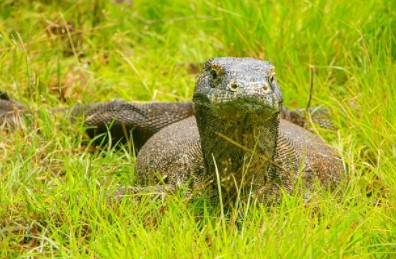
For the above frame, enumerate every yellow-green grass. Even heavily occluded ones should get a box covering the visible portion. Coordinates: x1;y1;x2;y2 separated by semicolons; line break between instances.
0;0;395;257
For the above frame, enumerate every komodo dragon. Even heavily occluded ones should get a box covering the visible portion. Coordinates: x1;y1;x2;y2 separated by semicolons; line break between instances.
0;57;343;204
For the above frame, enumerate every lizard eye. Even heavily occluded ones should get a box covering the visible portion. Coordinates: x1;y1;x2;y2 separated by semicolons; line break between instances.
210;69;218;80
209;64;223;88
209;69;219;88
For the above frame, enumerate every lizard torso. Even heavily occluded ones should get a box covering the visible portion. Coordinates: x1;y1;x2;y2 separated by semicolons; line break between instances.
136;57;343;204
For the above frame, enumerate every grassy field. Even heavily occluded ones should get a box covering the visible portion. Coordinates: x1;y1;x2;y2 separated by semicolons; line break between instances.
1;0;395;257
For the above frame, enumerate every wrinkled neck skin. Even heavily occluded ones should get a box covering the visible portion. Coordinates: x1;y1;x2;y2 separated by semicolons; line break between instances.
195;104;280;202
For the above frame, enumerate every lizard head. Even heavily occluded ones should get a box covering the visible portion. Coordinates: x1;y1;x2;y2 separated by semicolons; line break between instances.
193;57;283;122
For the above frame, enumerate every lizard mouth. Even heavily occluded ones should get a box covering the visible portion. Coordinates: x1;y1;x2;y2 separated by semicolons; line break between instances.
193;93;281;121
216;101;279;121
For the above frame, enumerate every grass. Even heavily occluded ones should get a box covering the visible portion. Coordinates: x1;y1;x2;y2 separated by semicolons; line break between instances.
0;0;395;257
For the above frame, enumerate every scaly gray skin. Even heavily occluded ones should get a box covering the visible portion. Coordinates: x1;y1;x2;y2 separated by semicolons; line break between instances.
70;101;194;150
135;57;343;204
0;58;343;204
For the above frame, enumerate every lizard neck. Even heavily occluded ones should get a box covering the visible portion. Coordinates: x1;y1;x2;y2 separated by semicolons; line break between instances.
195;104;280;199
